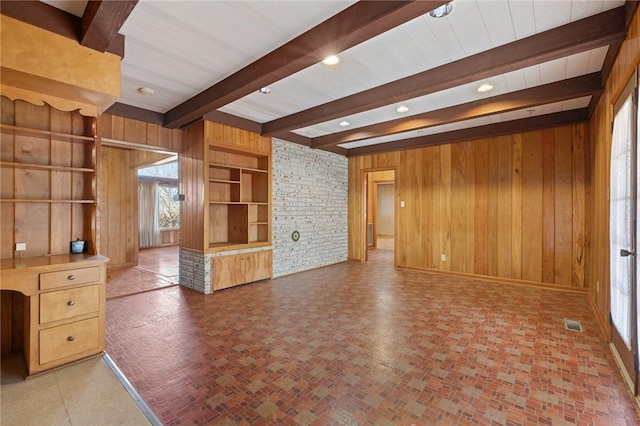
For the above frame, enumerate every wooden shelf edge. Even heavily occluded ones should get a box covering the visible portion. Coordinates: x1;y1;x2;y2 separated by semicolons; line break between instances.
209;162;268;174
0;161;95;173
208;201;269;205
209;179;240;184
207;241;271;252
0;199;96;204
0;124;95;142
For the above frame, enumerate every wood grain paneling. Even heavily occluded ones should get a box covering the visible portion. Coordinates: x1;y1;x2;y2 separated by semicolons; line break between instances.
349;123;588;289
101;114;182;152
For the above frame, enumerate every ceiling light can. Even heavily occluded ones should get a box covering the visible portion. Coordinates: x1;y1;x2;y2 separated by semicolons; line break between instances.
138;87;155;95
323;55;340;65
477;83;493;93
429;2;453;18
396;105;409;113
339;120;350;127
259;87;272;94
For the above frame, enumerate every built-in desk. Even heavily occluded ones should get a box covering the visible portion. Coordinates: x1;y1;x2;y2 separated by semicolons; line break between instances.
1;254;108;376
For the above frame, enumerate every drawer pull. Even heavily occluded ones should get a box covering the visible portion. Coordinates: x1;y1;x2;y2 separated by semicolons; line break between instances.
67;336;75;342
67;275;76;281
67;300;76;306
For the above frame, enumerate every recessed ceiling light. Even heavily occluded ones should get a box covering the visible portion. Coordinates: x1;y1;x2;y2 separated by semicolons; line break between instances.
258;87;272;94
339;120;350;127
138;87;155;95
396;105;409;113
323;55;340;65
429;2;453;18
477;83;494;93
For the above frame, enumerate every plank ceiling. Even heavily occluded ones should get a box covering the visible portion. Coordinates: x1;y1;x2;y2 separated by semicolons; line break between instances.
7;0;635;156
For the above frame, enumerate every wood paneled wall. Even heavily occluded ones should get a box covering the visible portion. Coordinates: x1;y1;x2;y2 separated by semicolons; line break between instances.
101;113;182;152
349;124;588;288
100;146;137;267
588;7;640;339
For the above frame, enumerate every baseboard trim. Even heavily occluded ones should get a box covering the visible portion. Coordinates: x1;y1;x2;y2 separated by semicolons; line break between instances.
397;265;589;294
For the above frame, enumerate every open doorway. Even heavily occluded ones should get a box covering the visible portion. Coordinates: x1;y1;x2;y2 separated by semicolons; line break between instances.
101;144;181;299
364;169;396;264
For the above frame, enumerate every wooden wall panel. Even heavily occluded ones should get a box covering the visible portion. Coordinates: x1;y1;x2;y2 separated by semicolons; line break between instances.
587;5;640;339
101;114;182;153
348;123;588;289
99;146;138;267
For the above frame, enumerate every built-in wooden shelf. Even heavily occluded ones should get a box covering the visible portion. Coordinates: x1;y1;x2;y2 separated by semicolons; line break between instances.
0;161;95;173
0;124;95;143
0;199;96;204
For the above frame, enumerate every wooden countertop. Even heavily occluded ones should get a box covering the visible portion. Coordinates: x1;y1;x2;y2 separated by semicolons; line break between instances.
1;254;109;295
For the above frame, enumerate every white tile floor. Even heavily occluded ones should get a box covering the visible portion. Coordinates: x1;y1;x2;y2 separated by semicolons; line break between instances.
1;354;153;426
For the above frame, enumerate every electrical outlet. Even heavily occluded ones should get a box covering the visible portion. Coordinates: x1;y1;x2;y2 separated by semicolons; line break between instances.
441;254;446;262
15;242;26;251
400;200;405;208
597;281;600;293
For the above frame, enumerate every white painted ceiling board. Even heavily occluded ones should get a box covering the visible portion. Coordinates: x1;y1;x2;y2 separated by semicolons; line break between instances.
32;0;626;151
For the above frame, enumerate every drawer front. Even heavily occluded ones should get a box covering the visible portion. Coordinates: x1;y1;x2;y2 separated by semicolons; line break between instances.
39;317;99;365
40;285;99;324
40;266;100;290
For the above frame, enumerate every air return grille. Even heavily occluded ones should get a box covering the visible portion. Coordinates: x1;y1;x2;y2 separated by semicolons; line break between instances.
564;318;583;332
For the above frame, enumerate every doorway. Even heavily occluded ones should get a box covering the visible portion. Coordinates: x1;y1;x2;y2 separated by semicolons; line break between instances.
100;143;181;299
363;169;396;263
609;70;639;393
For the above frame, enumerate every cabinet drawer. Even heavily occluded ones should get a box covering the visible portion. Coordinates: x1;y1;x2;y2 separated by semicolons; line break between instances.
39;317;99;365
40;285;99;324
40;266;100;290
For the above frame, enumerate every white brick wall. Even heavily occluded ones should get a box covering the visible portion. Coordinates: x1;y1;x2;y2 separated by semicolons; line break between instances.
272;139;348;277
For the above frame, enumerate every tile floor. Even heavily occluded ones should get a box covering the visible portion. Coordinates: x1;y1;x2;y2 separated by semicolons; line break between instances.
1;355;152;425
107;246;179;300
105;249;640;425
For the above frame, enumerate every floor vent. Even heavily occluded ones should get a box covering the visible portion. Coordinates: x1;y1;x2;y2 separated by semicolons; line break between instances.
565;318;583;332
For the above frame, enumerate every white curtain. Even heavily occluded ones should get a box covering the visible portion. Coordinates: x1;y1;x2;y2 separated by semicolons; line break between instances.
139;180;160;248
610;93;634;350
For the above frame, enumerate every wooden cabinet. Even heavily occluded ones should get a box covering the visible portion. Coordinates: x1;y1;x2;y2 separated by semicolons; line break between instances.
212;250;272;291
181;120;273;292
181;120;271;253
0;98;107;376
1;255;108;376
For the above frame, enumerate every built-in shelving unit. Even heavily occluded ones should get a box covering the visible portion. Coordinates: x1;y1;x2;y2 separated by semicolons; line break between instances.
0;100;100;258
180;120;272;292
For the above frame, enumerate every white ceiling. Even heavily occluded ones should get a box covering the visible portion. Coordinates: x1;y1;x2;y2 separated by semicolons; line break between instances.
40;0;626;152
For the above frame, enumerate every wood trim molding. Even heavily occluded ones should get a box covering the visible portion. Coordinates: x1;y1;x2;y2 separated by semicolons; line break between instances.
262;6;626;135
588;292;612;341
347;109;589;156
163;1;447;128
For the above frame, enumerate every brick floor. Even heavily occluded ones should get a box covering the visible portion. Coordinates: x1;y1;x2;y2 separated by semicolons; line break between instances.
106;249;640;425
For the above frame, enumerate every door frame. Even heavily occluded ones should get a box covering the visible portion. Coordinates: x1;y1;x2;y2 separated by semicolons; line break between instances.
361;168;397;263
609;68;639;394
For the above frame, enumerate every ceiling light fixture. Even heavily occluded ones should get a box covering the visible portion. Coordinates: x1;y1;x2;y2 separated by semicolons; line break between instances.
323;55;340;65
258;87;272;94
429;2;453;18
477;83;494;93
339;120;350;127
396;105;409;113
138;87;155;95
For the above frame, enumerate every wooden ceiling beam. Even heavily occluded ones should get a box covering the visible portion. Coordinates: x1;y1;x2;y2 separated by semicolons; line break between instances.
313;73;602;148
262;6;626;136
81;0;138;52
347;109;589;157
163;0;447;129
0;0;126;58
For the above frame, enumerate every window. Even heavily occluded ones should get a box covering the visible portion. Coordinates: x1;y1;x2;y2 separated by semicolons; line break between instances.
138;161;180;232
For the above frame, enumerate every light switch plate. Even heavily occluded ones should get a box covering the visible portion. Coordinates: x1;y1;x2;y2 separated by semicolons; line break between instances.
15;242;26;251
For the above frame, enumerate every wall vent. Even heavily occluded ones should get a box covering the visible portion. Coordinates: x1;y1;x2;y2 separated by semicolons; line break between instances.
564;318;583;332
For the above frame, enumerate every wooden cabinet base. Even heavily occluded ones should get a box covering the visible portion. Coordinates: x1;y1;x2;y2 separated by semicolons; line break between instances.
0;254;108;377
212;250;272;291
